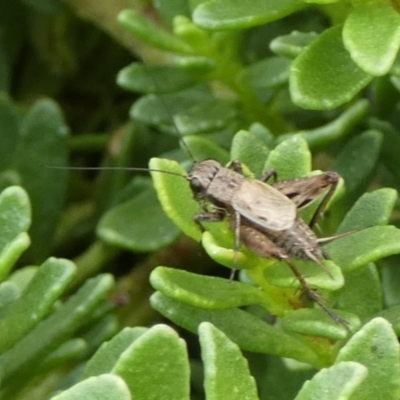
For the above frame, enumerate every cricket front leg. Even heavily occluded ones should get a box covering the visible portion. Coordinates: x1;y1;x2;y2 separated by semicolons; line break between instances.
230;160;244;175
194;208;225;222
193;208;226;233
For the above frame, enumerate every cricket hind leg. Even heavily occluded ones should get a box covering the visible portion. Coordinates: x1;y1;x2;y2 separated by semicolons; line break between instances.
238;221;350;331
229;161;278;183
260;168;278;183
308;172;340;229
284;259;350;332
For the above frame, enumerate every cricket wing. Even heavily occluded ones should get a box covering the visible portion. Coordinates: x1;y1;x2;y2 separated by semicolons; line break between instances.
233;180;296;231
272;172;339;210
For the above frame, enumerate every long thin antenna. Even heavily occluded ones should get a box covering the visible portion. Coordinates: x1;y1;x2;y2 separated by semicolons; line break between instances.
141;60;197;162
45;165;187;179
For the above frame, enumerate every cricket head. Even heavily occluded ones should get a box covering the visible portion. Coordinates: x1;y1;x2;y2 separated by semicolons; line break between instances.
187;159;223;199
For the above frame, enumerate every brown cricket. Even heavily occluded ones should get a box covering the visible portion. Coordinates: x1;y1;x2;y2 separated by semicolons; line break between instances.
187;158;350;329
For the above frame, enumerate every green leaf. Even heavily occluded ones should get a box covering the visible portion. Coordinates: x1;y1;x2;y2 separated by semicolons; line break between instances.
149;158;201;241
0;186;30;251
50;374;131;400
254;356;315;399
338;263;383;321
130;85;214;128
117;63;199;94
151;292;320;366
97;187;180;252
118;9;192;53
199;322;259;400
0;282;19;314
290;25;373;110
112;324;190;400
183;135;230;162
270;31;319;58
150;266;267;309
264;259;344;291
0;257;76;353
173;15;211;49
327;226;400;271
80;314;119;357
153;0;190;27
230;130;270;177
343;0;400;76
13;99;68;262
248;123;275;148
174;99;237;135
264;134;311;179
193;0;306;30
173;54;216;74
290;99;369;151
295;361;367;400
0;186;31;280
201;232;296;303
282;309;360;341
369;118;400;179
332;130;382;200
41;339;87;370
336;318;400;400
241;56;291;89
8;266;37;291
375;305;400;335
0;274;114;396
200;229;254;271
381;256;400;308
0;233;30;281
336;188;397;234
83;327;148;379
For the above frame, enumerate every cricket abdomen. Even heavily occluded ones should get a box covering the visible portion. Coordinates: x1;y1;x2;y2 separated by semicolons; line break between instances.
263;217;324;261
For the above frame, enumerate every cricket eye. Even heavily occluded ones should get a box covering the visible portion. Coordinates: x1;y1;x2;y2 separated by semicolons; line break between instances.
189;177;204;194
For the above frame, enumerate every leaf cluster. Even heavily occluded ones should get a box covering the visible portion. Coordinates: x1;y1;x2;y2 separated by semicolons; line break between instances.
2;0;400;399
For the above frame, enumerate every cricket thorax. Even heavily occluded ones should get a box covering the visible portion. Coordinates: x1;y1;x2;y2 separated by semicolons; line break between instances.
188;160;245;206
188;160;221;196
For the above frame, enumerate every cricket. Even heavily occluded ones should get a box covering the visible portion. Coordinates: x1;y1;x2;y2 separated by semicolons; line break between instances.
181;155;350;329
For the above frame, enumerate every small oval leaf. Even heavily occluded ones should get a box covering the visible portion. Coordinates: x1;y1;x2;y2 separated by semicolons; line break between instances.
199;322;259;400
290;25;373;110
295;361;367;400
336;317;400;400
343;1;400;76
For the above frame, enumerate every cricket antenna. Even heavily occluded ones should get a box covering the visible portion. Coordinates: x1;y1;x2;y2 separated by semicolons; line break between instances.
45;165;187;179
141;60;197;163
